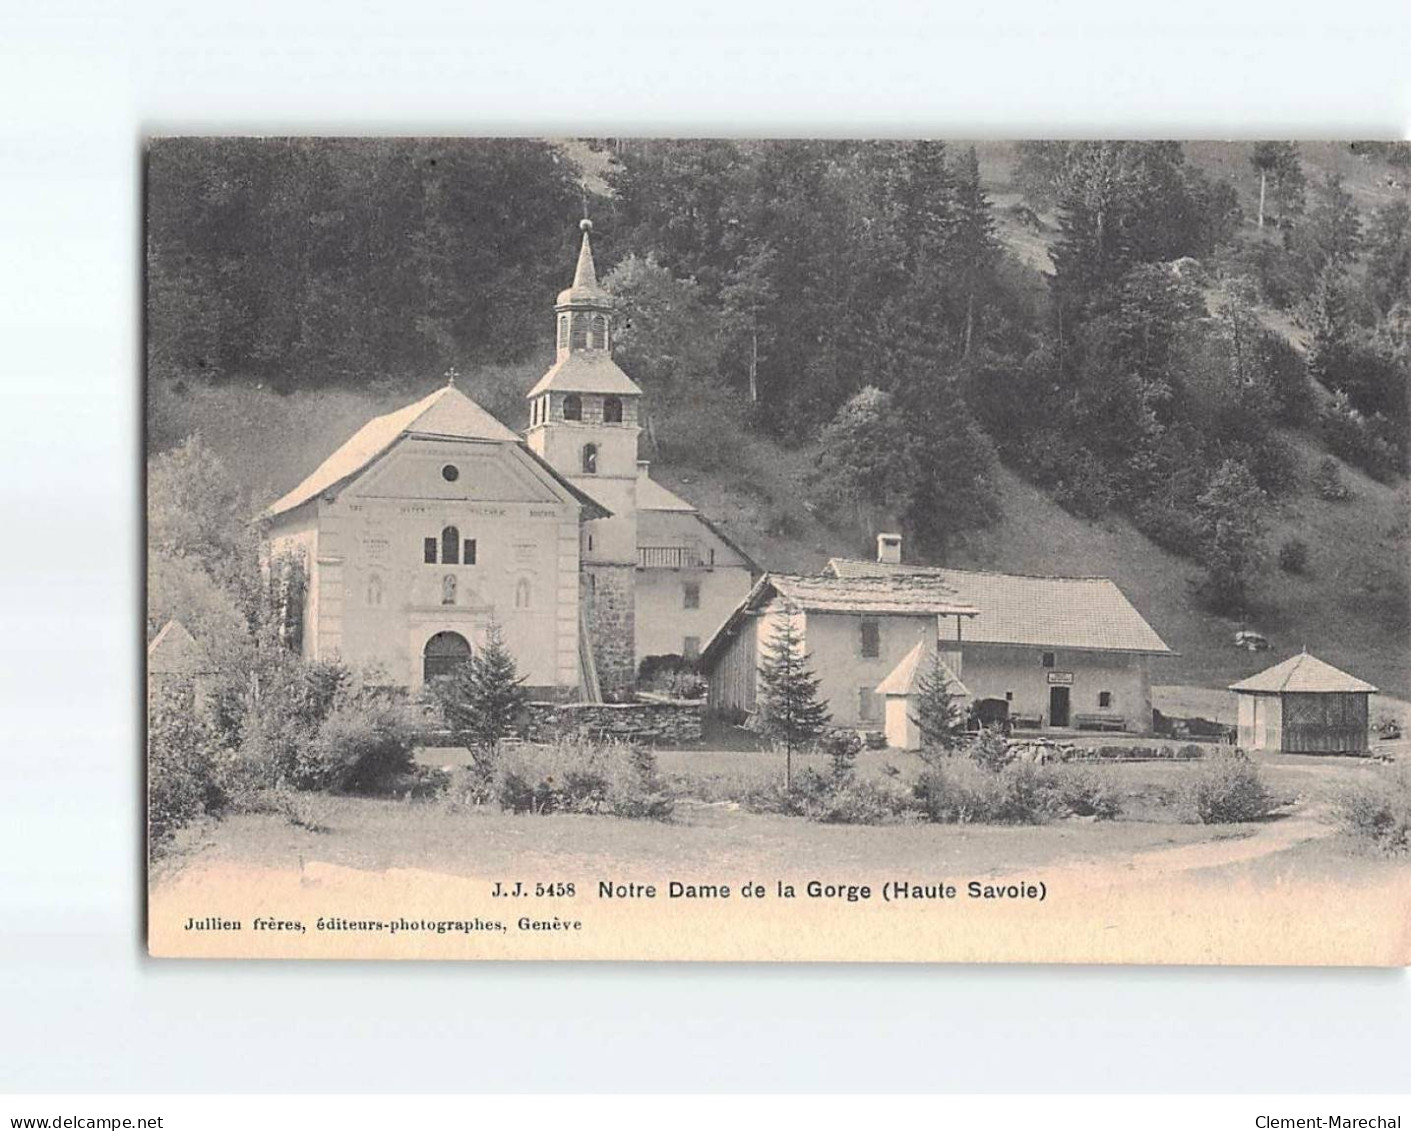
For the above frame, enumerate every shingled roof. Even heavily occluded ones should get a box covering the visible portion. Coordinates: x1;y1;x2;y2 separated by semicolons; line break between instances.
824;559;1173;655
767;573;980;617
265;384;606;519
526;351;643;397
1229;651;1378;694
699;572;977;667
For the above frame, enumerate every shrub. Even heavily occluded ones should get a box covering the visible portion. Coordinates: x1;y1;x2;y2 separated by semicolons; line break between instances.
967;728;1015;773
666;670;707;700
148;682;227;851
863;730;888;750
1182;748;1280;823
1334;765;1411;854
303;700;417;794
1278;537;1310;574
1051;766;1123;819
913;760;1070;825
494;740;674;820
820;728;863;782
803;777;917;825
1314;456;1352;501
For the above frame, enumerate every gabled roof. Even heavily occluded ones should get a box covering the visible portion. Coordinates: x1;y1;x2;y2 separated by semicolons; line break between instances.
824;559;1173;655
637;476;696;513
147;619;210;675
700;572;979;666
875;642;970;699
527;351;643;397
264;385;604;519
768;573;979;617
1229;651;1378;694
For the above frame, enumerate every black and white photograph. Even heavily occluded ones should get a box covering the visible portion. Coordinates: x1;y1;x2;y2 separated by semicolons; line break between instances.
144;137;1411;964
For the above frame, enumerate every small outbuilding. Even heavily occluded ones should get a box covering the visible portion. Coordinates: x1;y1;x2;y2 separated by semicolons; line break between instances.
875;642;970;751
1229;650;1378;754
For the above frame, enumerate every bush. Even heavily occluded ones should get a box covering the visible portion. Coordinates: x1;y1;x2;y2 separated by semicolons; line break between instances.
820;728;863;781
1278;537;1310;574
914;760;1068;825
666;670;707;700
1182;748;1280;823
303;700;418;793
803;777;917;825
966;728;1015;773
1314;456;1352;501
1335;765;1411;854
148;682;228;851
1050;766;1123;819
494;740;674;820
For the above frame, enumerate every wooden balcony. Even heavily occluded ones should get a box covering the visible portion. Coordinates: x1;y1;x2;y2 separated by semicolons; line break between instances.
638;545;709;570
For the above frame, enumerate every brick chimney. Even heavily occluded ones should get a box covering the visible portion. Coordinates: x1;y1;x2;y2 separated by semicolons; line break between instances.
877;533;902;564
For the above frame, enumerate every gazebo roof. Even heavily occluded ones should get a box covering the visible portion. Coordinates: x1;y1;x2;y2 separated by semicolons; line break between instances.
1228;650;1378;694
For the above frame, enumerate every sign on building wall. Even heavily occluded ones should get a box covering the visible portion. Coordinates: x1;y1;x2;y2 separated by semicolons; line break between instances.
1047;671;1074;685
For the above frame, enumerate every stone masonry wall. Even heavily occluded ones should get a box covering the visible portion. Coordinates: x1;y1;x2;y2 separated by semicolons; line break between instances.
584;563;636;696
524;696;704;747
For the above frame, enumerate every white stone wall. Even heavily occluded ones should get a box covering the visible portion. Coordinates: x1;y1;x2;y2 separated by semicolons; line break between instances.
797;610;936;729
635;510;754;666
274;437;582;692
957;643;1154;732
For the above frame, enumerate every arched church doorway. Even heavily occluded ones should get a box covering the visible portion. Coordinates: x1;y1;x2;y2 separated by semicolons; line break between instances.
423;631;471;683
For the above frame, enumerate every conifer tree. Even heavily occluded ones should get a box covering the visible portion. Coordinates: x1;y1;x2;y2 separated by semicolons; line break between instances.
756;603;831;787
437;622;528;753
911;651;966;759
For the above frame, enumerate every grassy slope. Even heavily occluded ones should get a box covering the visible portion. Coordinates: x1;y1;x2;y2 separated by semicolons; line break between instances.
154;142;1409;698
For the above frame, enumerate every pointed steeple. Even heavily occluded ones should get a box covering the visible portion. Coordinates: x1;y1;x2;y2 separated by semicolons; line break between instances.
557;218;611;309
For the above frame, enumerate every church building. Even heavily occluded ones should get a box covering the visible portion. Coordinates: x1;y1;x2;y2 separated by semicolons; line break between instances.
264;220;756;698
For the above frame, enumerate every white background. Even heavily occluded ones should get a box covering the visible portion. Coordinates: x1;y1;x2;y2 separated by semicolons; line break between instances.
1;0;1408;1095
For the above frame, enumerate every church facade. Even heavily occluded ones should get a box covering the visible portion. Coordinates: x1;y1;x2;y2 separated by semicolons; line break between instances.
264;221;756;698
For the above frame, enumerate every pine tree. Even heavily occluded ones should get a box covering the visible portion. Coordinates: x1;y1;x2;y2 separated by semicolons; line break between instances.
437;622;528;753
756;603;831;787
911;651;966;760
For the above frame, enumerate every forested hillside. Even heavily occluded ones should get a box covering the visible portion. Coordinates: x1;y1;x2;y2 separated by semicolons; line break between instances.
147;138;1410;694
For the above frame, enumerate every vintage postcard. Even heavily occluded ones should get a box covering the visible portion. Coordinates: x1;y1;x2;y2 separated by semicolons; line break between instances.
146;138;1410;963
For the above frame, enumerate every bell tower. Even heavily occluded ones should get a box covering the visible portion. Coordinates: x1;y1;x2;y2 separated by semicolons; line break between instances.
526;220;644;694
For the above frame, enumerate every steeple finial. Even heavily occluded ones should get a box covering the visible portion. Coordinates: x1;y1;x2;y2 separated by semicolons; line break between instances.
573;217;598;291
444;366;460;388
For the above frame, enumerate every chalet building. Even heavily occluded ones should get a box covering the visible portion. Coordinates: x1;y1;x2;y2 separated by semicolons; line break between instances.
823;538;1175;735
1230;650;1377;754
264;220;756;697
700;572;979;728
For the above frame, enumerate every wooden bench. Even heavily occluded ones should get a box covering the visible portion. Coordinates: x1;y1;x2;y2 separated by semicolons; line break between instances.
1074;713;1128;733
1009;712;1044;730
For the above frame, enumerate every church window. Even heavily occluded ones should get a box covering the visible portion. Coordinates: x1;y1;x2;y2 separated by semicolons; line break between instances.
563;394;583;421
515;577;532;608
570;313;589;350
557;314;568;350
683;581;701;609
603;395;623;424
463;538;477;565
582;443;598;474
860;617;880;658
591;313;608;349
442;464;459;482
424;537;437;564
442;574;457;606
366;574;383;606
441;525;460;565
